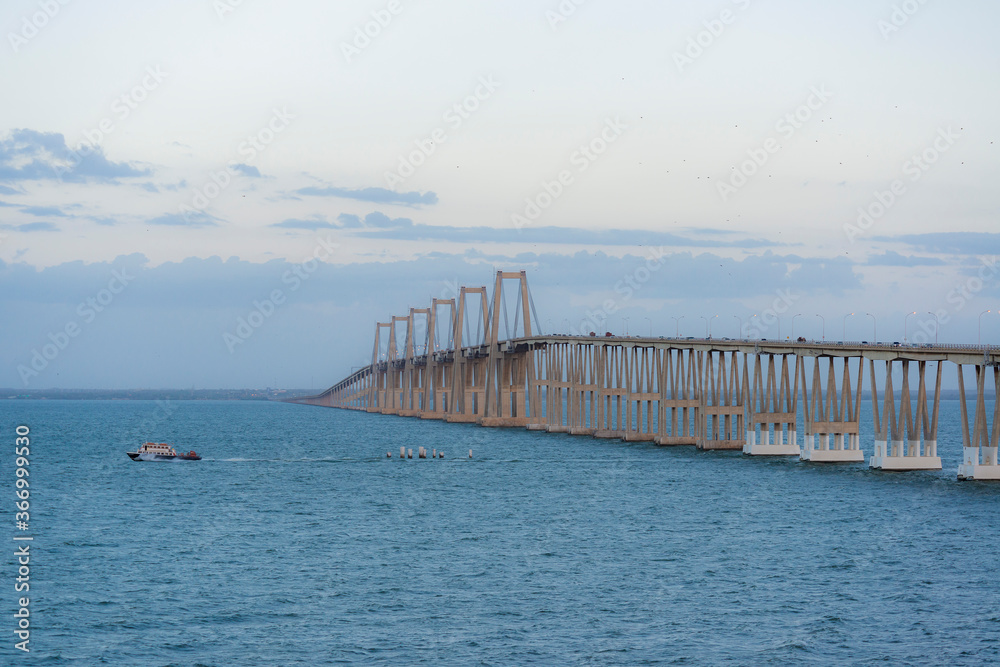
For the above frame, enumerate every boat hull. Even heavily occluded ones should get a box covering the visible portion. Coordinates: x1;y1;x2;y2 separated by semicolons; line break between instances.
127;452;201;461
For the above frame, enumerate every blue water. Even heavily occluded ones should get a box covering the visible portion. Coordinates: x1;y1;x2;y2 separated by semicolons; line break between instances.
2;398;1000;665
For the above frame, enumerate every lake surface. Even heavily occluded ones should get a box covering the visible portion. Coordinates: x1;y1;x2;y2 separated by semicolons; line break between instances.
2;398;1000;665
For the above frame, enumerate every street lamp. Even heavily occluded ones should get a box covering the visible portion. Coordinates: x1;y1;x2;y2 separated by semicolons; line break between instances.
843;312;854;342
979;309;992;345
733;315;742;339
904;311;917;344
815;314;825;341
644;317;652;337
749;314;758;339
791;313;802;340
700;316;709;338
927;311;939;345
709;314;719;338
623;317;630;336
866;313;877;344
671;316;685;337
545;319;553;334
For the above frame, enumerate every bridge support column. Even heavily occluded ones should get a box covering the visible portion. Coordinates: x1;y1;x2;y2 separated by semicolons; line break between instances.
957;363;1000;480
655;348;699;446
698;350;746;450
870;359;942;471
744;352;800;456
800;356;864;462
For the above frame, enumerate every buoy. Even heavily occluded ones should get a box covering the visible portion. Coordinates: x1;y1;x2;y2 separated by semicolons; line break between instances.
438;451;444;458
432;448;437;458
386;452;391;458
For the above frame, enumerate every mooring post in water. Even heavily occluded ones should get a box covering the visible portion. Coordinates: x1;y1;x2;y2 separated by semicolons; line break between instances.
408;448;413;459
400;446;405;459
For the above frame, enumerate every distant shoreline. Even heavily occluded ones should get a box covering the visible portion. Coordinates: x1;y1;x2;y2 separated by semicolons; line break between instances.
1;389;316;401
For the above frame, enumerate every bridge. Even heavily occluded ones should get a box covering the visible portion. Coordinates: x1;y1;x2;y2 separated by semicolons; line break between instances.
290;271;1000;481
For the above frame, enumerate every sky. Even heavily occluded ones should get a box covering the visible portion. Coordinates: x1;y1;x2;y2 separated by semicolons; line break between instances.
1;0;998;389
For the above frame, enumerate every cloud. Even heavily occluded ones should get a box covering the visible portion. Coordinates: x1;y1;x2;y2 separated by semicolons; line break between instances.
866;251;945;267
0;129;150;183
231;163;262;178
0;184;21;195
338;213;776;248
296;185;438;206
876;232;1000;256
20;205;67;217
148;211;219;228
0;222;59;232
271;217;337;230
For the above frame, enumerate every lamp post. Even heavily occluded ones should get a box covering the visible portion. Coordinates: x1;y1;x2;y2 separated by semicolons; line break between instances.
734;315;742;339
749;314;758;339
623;317;630;337
904;311;917;344
791;313;802;340
980;309;992;345
866;312;877;344
815;314;825;341
671;316;685;337
843;312;854;342
644;317;652;338
700;316;709;338
709;314;718;338
927;311;939;344
545;319;553;334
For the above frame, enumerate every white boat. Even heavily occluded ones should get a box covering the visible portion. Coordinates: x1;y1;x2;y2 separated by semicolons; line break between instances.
127;442;201;461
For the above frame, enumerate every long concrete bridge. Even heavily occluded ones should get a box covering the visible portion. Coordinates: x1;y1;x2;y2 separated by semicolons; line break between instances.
291;271;1000;481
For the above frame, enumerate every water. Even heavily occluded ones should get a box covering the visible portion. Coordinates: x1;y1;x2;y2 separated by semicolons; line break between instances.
2;398;1000;665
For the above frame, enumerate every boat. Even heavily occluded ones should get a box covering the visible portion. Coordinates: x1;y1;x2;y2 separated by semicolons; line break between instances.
127;442;201;461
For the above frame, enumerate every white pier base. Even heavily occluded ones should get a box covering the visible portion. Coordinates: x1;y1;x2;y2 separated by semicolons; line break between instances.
958;447;1000;480
743;430;799;456
801;434;864;462
870;439;941;471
